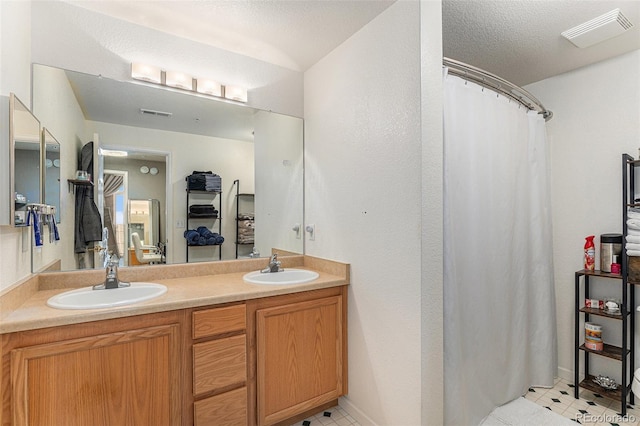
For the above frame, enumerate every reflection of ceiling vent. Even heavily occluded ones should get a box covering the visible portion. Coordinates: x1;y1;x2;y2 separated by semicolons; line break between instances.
139;108;172;118
562;8;633;48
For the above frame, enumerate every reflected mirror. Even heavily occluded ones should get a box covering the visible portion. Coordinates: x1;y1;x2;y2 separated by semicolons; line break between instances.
43;128;61;223
11;94;41;226
127;199;162;266
32;64;304;272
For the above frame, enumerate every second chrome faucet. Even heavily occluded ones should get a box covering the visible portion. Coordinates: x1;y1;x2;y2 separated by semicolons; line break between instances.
261;253;283;273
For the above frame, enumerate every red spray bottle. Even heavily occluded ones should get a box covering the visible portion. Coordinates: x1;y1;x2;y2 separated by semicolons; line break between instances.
584;235;596;271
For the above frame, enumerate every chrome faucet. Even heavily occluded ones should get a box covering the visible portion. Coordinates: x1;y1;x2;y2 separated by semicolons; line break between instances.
261;253;283;273
94;254;130;290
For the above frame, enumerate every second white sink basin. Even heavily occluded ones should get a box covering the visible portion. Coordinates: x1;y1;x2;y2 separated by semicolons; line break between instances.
47;282;167;310
243;269;319;285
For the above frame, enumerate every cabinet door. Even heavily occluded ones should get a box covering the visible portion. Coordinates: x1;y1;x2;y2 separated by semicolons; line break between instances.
256;296;343;426
11;324;181;426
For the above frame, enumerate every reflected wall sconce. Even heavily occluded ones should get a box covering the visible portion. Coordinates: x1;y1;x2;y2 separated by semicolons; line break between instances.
139;166;159;176
131;62;247;103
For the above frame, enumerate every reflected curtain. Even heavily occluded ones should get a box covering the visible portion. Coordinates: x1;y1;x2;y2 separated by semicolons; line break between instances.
443;72;557;425
103;173;123;257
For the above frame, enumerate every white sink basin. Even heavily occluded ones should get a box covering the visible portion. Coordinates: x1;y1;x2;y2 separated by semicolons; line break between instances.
47;282;167;310
243;269;319;285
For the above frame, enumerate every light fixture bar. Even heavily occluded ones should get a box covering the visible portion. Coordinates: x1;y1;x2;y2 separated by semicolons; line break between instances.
130;62;247;103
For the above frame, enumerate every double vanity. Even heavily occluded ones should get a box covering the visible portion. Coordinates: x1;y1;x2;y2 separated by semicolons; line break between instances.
0;254;349;426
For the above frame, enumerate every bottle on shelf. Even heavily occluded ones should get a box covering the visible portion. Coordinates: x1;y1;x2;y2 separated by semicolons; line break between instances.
584;235;595;271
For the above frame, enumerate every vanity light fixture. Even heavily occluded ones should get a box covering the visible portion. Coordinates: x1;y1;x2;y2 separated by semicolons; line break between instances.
165;71;194;91
196;78;223;97
224;85;248;103
130;62;247;103
131;63;162;84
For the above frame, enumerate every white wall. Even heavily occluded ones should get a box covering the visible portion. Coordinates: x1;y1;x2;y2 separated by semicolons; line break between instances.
420;0;444;423
254;110;304;256
305;1;427;424
525;50;640;383
0;1;31;103
30;1;304;118
0;0;33;292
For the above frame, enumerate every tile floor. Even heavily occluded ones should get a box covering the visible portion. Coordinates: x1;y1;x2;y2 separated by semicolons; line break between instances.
526;377;640;425
289;406;361;426
292;377;638;425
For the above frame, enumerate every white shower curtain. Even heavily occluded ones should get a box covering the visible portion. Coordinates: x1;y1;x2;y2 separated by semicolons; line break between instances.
443;72;557;425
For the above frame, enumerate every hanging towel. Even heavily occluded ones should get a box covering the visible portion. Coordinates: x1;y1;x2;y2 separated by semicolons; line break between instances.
31;210;43;247
74;142;103;253
52;217;60;241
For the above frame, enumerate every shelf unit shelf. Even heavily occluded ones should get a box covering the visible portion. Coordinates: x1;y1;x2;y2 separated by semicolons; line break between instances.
233;179;254;259
574;269;634;415
66;179;94;194
579;375;630;401
185;182;222;262
573;153;638;416
578;307;627;320
578;343;629;361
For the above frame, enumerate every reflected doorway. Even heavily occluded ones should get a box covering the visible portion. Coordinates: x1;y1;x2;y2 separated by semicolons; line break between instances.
103;170;128;266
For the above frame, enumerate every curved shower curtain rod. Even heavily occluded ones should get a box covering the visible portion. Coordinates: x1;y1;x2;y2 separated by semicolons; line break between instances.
443;57;553;121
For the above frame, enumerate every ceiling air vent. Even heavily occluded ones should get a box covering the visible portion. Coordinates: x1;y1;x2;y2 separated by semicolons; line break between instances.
561;8;633;48
139;108;173;118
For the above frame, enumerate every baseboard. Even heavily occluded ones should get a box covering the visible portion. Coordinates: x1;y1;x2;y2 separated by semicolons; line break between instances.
339;396;378;426
557;366;574;382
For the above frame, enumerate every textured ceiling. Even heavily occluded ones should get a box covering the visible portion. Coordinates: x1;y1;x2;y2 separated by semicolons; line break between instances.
59;0;640;138
67;0;640;85
64;0;395;72
443;0;640;86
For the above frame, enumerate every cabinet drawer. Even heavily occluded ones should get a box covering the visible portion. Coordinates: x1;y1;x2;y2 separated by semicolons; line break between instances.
194;334;246;395
194;387;247;426
193;304;246;339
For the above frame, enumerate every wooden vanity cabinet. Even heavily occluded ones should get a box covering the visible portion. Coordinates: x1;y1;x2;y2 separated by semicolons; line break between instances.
248;286;348;426
192;303;247;426
0;310;190;426
0;285;347;426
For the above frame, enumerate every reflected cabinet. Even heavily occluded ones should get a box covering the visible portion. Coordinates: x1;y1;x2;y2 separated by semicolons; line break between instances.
1;94;41;226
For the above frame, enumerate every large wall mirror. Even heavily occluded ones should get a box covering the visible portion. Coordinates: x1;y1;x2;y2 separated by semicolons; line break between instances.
32;64;304;272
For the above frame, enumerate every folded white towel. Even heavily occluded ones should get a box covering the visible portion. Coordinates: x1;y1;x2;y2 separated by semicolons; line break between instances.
628;219;640;230
629;228;640;236
628;249;640;257
627;235;640;244
627;242;640;251
629;209;640;218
